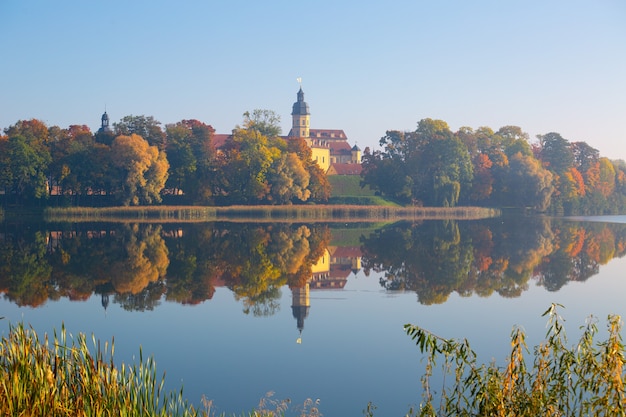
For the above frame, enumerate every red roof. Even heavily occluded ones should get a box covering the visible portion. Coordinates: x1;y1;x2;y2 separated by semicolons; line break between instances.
309;129;347;139
212;133;231;148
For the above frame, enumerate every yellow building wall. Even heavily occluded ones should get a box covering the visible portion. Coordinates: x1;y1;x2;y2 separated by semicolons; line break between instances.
311;248;330;274
310;147;330;172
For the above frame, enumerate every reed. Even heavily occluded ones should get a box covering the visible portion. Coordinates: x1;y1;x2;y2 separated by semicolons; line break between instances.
45;205;500;223
404;304;626;416
0;323;322;416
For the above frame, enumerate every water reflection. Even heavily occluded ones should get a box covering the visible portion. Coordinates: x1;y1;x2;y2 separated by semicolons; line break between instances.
1;217;625;314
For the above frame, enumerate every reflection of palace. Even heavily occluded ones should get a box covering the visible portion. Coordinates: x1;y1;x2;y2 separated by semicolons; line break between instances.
291;245;362;341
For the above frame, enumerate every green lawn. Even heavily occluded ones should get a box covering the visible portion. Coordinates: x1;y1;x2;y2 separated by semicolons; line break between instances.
328;175;399;206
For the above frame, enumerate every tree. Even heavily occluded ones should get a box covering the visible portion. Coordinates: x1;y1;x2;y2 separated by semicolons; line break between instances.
412;119;473;206
165;119;216;202
571;141;599;173
469;153;494;203
47;124;94;197
537;132;574;174
242;109;282;138
0;135;51;202
109;134;169;205
496;125;532;158
218;112;288;204
267;152;311;204
114;115;167;150
506;152;554;211
287;136;330;202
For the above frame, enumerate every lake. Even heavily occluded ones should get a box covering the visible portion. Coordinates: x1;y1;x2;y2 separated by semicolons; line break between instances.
1;214;625;416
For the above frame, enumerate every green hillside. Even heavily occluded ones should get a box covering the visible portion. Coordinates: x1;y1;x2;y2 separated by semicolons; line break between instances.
328;175;399;206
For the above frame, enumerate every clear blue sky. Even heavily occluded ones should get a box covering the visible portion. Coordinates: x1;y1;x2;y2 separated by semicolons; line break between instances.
2;1;625;159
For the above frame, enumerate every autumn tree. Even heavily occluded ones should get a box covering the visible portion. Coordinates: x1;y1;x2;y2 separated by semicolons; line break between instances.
47;124;94;197
114;115;167;150
109;134;169;205
267;152;311;204
287;135;330;203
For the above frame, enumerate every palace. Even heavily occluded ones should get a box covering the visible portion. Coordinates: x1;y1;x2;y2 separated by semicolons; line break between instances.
212;87;362;174
287;87;361;174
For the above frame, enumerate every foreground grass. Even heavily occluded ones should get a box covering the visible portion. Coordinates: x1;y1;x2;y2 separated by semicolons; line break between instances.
44;205;499;223
3;306;623;416
405;304;625;416
0;323;321;417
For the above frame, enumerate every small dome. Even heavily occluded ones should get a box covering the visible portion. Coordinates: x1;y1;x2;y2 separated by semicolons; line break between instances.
291;87;310;116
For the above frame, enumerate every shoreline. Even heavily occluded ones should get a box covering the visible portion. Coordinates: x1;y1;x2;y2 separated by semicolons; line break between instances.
42;205;501;223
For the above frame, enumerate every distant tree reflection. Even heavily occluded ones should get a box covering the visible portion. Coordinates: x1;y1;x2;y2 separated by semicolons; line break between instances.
1;217;624;309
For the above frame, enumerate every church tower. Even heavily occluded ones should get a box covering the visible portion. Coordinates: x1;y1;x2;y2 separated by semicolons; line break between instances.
98;110;112;134
289;87;310;138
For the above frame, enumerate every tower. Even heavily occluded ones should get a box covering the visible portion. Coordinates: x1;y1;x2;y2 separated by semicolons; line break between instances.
98;110;112;134
289;87;310;138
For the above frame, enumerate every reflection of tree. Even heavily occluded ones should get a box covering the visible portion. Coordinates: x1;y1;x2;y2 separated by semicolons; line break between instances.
48;223;168;311
162;223;331;315
0;229;52;307
362;217;626;305
220;224;326;316
4;217;625;310
109;224;169;295
363;220;474;305
114;282;165;312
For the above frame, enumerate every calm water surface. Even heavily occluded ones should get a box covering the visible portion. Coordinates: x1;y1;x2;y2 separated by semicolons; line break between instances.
1;215;625;416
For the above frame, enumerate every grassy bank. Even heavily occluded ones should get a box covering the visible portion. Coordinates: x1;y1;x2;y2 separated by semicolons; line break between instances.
44;205;500;223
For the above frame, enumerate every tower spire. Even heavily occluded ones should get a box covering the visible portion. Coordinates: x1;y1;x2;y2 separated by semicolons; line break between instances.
289;79;310;138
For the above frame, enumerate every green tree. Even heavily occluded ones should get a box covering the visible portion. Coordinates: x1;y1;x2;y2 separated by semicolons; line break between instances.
496;125;532;158
412;119;473;206
0;136;50;202
537;132;574;174
165;119;217;203
242;109;282;138
506;152;555;211
219;117;283;204
114;115;167;150
360;134;413;202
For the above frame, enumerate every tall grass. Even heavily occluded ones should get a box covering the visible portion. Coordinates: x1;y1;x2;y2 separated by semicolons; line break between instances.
0;323;321;417
45;205;500;223
404;304;625;416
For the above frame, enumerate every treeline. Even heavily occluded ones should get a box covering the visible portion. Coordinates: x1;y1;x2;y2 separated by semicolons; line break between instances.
361;118;626;214
0;110;330;207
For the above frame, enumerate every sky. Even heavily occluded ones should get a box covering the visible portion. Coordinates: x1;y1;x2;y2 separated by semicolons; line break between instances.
1;1;625;159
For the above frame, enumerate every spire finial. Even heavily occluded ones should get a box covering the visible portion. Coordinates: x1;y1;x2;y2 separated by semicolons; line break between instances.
297;77;302;88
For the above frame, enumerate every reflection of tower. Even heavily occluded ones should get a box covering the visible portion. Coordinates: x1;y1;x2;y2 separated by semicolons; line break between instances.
291;283;310;344
101;293;110;315
96;282;115;317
